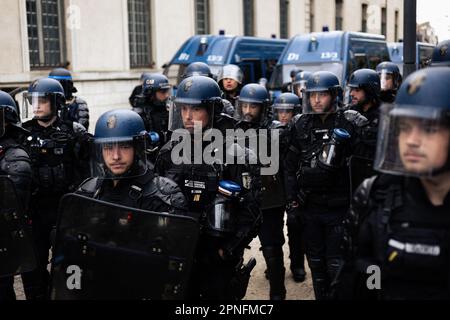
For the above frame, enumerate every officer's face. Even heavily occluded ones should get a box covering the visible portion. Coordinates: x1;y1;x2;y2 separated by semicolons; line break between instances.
102;142;135;176
350;88;366;106
156;89;170;102
277;109;294;125
223;78;239;91
181;105;210;132
381;74;394;91
294;82;306;98
309;91;333;113
398;118;450;174
33;97;52;118
241;103;262;122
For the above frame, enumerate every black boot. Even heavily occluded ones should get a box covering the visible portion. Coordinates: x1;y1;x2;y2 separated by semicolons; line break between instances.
308;256;331;300
291;266;306;283
286;210;307;283
262;246;286;300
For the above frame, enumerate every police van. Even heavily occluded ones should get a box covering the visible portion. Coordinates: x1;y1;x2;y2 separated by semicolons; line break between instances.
163;35;288;86
269;31;391;91
388;42;435;75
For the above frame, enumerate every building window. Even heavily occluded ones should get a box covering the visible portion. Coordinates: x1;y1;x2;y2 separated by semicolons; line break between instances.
361;4;368;32
26;0;65;69
381;7;387;36
128;0;152;68
395;10;399;41
243;0;255;36
280;0;289;39
335;0;343;30
310;0;315;32
195;0;210;34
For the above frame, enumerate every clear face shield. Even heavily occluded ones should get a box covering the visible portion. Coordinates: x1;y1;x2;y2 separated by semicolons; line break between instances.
303;90;336;115
235;101;265;124
168;101;214;133
292;80;308;98
0;108;5;138
205;181;241;237
90;136;148;180
374;104;450;177
379;70;395;91
273;105;295;124
24;92;57;121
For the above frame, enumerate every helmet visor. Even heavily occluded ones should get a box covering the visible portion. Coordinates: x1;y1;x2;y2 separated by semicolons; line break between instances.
303;90;337;114
234;101;265;124
90;136;147;180
24;92;59;120
374;104;450;177
379;69;395;91
293;80;308;98
168;101;214;133
0;108;5;138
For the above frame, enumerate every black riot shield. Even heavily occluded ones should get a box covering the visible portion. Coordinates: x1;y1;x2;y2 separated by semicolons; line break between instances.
260;172;286;210
0;176;37;278
50;193;200;300
348;156;376;198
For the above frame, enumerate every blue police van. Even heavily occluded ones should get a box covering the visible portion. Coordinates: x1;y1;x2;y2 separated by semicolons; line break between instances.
269;31;391;91
163;35;288;86
388;42;435;75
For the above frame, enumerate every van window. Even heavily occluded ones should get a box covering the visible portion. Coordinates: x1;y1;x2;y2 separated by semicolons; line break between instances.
418;45;434;69
347;39;389;81
240;59;263;84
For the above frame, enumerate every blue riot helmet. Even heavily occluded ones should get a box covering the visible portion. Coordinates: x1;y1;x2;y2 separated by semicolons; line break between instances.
25;78;65;122
92;109;148;179
141;73;172;108
431;40;450;67
292;71;313;99
272;93;301;125
182;62;213;79
347;69;381;108
303;71;342;114
49;68;76;100
169;76;222;133
0;90;22;137
235;83;270;125
142;73;171;96
374;67;450;177
290;67;302;80
376;62;402;92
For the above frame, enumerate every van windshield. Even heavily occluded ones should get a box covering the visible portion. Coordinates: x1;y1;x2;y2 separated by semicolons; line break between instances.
269;62;344;89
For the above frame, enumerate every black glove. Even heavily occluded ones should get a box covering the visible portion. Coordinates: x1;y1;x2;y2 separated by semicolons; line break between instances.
286;199;304;225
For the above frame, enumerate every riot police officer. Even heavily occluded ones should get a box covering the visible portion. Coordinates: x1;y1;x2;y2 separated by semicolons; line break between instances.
235;84;288;299
376;62;402;103
0;91;33;301
77;109;188;213
272;93;307;285
132;73;172;147
217;64;244;107
49;68;90;131
347;67;450;300
292;71;312;105
347;69;381;160
47;109;193;300
430;39;450;67
155;76;261;300
284;71;357;300
129;72;152;109
21;78;91;300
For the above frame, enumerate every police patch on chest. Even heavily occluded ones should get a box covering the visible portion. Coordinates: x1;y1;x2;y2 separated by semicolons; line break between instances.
184;180;206;189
